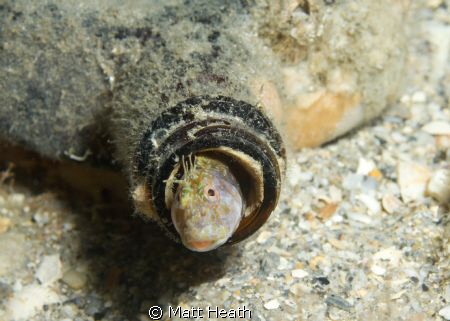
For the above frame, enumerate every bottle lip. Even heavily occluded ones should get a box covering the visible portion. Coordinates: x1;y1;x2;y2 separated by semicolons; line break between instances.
132;95;286;247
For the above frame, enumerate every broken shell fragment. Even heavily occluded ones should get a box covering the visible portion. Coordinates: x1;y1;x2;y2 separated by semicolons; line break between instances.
427;169;450;205
381;194;402;214
422;121;450;135
397;161;431;203
435;135;450;149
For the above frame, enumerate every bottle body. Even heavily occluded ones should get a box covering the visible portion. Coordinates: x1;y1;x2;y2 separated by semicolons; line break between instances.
0;0;408;247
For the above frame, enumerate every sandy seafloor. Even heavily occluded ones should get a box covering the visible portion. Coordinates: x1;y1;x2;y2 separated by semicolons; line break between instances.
0;1;449;321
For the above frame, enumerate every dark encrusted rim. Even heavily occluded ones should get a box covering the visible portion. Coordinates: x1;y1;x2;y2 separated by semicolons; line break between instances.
133;96;285;245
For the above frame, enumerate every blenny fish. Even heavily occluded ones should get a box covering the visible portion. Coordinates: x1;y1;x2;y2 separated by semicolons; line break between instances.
171;155;244;252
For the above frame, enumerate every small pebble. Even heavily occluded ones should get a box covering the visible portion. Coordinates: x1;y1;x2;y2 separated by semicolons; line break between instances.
256;231;272;244
62;269;88;290
356;194;381;213
10;194;25;204
277;257;290;270
392;132;407;143
35;254;62;285
400;94;411;104
347;212;373;225
32;211;50;226
361;176;379;191
368;168;383;180
61;304;78;318
0;217;11;234
411;91;427;103
342;174;364;190
381;194;402;214
287;165;302;186
329;186;343;202
314;277;330;285
439;305;450;320
0;281;12;300
422;121;450;135
5;284;59;320
291;269;309;279
435;135;450;149
391;290;407;300
0;234;27;277
427;0;443;8
371;265;386;276
264;299;280;310
373;247;402;265
298;172;314;182
317;203;338;221
85;295;105;316
357;158;375;176
444;285;450;302
325;294;353;312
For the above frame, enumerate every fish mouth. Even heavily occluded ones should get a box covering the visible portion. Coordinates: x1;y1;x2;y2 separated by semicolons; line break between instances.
183;239;224;252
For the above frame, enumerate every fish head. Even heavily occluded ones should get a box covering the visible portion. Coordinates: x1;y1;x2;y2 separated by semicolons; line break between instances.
171;156;243;252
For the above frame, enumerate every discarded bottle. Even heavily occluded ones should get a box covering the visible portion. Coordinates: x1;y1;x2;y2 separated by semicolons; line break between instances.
0;0;408;250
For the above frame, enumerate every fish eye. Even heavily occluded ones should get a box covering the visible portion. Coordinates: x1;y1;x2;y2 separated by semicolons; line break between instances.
204;186;219;201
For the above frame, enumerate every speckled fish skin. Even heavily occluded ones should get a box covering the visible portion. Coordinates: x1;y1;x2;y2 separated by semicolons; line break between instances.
171;156;243;252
